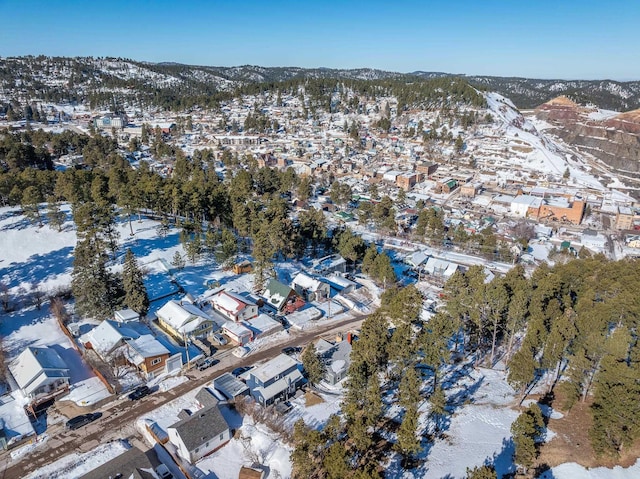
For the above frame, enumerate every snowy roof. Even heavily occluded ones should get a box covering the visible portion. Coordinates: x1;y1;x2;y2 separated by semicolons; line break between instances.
212;290;255;316
244;314;282;335
424;257;460;277
407;250;429;267
222;321;252;339
84;320;140;356
250;354;298;384
114;308;140;322
157;300;212;334
9;347;70;393
511;195;542;207
253;369;304;401
213;373;249;399
326;274;357;290
262;279;294;310
126;334;170;359
291;272;326;292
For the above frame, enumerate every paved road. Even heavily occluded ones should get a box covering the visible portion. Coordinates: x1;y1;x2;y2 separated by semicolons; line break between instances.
0;314;365;479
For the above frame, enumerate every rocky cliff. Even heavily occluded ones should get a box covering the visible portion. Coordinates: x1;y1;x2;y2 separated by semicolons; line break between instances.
535;97;640;176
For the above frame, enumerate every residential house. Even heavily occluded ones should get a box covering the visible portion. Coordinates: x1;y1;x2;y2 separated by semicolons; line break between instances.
312;255;347;275
114;308;140;322
125;335;171;379
157;300;215;339
211;291;258;322
318;340;352;385
291;273;330;302
168;401;231;463
82;319;140;359
325;274;357;294
424;257;460;278
213;372;250;400
222;321;253;346
261;278;304;314
9;347;70;405
245;354;304;405
79;446;156;479
233;260;253;274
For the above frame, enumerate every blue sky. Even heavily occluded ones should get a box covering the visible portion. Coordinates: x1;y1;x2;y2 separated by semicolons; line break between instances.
0;0;638;80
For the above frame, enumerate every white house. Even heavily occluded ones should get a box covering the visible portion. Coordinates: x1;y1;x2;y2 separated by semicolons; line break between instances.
9;347;70;403
222;321;253;346
168;401;231;463
424;257;460;278
82;320;140;359
245;354;304;405
113;308;140;322
291;273;330;302
157;300;215;339
210;290;258;322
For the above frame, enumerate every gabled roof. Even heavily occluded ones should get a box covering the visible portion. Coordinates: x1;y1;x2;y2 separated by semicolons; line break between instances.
9;347;70;393
85;320;140;356
250;354;298;384
262;278;295;310
169;403;229;452
291;272;327;293
157;300;212;334
212;291;255;316
127;335;170;362
79;446;156;479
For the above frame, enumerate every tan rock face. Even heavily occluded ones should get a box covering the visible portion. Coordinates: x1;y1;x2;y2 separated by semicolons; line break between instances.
534;97;640;174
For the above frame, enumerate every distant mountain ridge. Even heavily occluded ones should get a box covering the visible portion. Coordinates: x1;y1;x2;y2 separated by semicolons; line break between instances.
1;55;640;111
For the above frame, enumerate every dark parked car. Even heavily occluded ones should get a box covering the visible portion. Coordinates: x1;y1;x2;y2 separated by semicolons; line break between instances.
281;346;301;356
66;412;102;430
231;366;253;377
128;385;151;401
197;357;219;371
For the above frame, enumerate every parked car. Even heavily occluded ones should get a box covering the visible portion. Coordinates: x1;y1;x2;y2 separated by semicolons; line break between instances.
155;464;173;479
211;333;228;346
197;357;219;371
66;412;102;430
232;365;253;377
128;385;151;401
281;346;301;356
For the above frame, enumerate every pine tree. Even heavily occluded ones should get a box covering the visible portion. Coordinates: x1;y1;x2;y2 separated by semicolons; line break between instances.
21;186;43;226
466;465;497;479
302;343;325;386
171;251;186;271
396;402;421;459
46;197;66;231
72;236;121;319
430;385;447;433
122;249;149;316
511;403;544;473
323;443;349;479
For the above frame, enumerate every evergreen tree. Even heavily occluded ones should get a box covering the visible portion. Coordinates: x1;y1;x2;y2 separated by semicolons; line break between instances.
122;249;149;316
171;251;186;271
72;235;121;319
466;465;497;479
46;197;66;231
21;186;43;226
511;403;544;473
430;385;447;433
302;342;325;386
396;402;421;459
323;443;349;479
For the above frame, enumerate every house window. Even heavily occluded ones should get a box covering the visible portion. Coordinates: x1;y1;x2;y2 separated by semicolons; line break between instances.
220;433;224;441
195;447;199;453
151;358;162;366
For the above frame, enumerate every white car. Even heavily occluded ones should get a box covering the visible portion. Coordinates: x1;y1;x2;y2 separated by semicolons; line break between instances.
211;333;228;346
232;346;250;358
